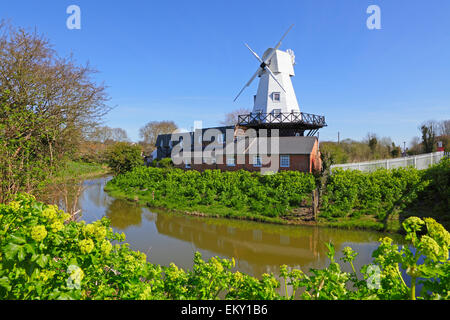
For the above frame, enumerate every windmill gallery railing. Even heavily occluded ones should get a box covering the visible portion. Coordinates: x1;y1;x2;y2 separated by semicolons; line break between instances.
237;111;327;129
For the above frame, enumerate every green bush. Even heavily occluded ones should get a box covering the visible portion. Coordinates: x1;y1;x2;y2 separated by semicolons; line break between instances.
106;167;316;218
157;158;174;168
420;157;450;211
322;167;429;219
1;195;448;300
321;159;450;221
105;142;143;175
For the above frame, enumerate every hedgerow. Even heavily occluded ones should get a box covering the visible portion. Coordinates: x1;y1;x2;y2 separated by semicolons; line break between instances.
106;168;317;218
1;195;449;300
320;158;450;223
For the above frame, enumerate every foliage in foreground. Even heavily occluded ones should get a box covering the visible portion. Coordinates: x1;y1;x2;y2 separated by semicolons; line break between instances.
106;167;316;218
0;195;449;300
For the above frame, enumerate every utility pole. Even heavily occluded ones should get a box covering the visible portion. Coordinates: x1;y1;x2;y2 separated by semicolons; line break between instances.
338;132;340;144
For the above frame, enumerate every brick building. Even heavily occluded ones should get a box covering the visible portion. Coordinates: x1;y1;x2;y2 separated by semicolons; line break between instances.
154;126;322;173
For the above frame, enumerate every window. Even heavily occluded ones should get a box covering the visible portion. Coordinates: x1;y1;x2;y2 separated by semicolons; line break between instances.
273;92;281;102
227;157;235;167
272;109;281;115
280;155;290;168
217;133;224;144
253;155;262;167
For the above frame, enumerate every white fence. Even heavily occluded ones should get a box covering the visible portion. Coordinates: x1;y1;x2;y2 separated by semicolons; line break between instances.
330;152;445;172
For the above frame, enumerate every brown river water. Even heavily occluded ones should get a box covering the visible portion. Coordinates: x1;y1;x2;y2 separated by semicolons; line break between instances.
56;176;403;278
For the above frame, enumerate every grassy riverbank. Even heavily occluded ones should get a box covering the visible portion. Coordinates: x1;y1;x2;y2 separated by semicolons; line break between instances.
104;158;449;233
36;161;110;205
50;161;110;184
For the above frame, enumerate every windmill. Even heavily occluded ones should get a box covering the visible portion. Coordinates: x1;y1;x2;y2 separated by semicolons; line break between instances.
234;25;301;118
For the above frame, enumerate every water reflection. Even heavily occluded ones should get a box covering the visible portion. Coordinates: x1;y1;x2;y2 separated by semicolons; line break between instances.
71;176;401;278
106;200;144;230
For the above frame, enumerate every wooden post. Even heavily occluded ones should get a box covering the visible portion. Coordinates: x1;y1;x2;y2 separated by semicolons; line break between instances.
312;189;319;221
152;191;155;200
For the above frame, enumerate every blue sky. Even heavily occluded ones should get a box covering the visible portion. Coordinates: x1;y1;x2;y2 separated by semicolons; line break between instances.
2;0;450;145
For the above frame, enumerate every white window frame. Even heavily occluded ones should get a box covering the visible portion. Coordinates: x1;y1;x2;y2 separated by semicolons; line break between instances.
272;108;282;115
273;92;281;102
253;155;262;167
280;155;290;168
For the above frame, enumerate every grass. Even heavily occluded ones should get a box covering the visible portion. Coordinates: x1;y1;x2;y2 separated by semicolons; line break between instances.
50;161;110;183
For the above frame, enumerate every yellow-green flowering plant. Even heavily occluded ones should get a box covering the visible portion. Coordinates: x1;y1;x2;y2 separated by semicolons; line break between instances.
0;194;448;300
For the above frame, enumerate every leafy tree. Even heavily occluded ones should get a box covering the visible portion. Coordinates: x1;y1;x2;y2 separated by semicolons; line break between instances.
105;142;143;175
390;143;401;158
420;121;437;153
367;133;378;154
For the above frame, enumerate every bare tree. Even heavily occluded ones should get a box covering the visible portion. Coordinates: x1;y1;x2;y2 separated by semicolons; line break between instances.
86;126;129;143
438;120;450;137
139;121;177;152
221;108;251;126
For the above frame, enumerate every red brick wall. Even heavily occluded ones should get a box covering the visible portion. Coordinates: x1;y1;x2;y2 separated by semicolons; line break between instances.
173;138;323;173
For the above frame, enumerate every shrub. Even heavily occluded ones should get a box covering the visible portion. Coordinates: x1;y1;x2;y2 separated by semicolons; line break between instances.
420;157;450;211
105;142;143;175
157;158;174;168
322;167;429;219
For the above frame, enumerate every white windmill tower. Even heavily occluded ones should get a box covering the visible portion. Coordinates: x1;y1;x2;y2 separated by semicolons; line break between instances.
234;25;301;118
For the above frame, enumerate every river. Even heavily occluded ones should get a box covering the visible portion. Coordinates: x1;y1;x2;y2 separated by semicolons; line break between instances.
67;176;402;278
